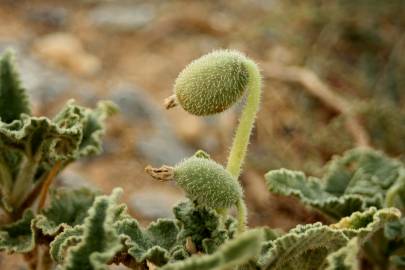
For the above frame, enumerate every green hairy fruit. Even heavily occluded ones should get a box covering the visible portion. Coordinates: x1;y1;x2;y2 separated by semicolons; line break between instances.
174;157;243;208
173;50;250;116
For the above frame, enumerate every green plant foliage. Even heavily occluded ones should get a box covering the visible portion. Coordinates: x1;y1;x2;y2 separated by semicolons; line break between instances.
325;237;360;270
114;217;180;266
0;50;31;124
0;210;36;253
36;188;99;236
331;207;401;238
258;207;399;270
266;148;404;220
258;223;348;270
174;200;236;254
57;188;123;270
75;100;117;158
50;225;84;264
174;157;243;209
160;229;263;270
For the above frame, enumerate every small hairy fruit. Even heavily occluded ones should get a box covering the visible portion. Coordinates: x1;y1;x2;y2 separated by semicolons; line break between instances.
174;50;249;116
174;157;243;208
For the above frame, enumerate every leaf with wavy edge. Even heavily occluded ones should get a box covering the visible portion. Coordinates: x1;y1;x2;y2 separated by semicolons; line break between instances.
0;50;31;124
265;169;365;219
331;207;401;238
324;148;403;199
75;101;117;158
50;225;84;263
325;237;360;270
258;223;348;270
58;188;123;270
259;208;400;270
159;229;263;270
0;103;82;159
36;188;98;236
266;148;404;220
0;210;35;253
174;200;236;254
114;217;180;266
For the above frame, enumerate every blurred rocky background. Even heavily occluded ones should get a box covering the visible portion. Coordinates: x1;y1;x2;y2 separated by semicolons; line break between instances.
0;0;404;268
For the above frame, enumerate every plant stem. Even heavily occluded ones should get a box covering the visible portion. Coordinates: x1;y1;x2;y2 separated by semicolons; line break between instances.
226;59;262;178
11;152;42;209
37;160;62;212
236;199;247;234
226;58;261;233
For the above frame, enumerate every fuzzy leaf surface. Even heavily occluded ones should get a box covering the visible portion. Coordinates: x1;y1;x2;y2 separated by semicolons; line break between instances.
114;217;180;266
0;210;35;253
36;188;98;236
325;237;360;270
159;229;263;270
266;148;404;220
174;200;236;254
259;207;400;270
0;50;31;124
58;188;123;270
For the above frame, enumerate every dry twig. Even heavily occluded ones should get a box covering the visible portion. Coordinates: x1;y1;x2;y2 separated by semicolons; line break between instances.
264;64;370;147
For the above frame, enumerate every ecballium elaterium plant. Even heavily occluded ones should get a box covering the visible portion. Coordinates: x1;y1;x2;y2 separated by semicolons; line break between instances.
0;48;403;270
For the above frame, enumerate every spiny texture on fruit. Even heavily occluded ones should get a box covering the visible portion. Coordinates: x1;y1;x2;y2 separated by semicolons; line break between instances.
174;157;243;209
174;50;249;116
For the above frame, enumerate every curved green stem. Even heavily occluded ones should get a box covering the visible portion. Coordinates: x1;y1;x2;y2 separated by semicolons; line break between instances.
236;199;248;234
226;59;262;178
226;58;262;233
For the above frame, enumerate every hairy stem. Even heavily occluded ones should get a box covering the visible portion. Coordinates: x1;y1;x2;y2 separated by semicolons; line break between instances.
226;59;262;178
11;152;42;209
236;199;247;234
226;58;261;233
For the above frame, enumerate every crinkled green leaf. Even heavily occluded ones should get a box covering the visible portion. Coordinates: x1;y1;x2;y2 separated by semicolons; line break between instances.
0;104;82;160
259;207;400;270
0;50;31;124
114;217;180;266
258;223;349;270
75;101;117;158
265;169;365;219
325;237;360;270
59;188;123;270
50;225;84;264
160;229;263;270
266;148;404;220
174;200;235;253
331;207;401;238
0;100;114;211
36;187;98;236
0;210;35;253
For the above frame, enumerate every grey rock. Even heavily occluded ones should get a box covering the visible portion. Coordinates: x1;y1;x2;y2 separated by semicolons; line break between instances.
19;57;71;104
109;84;160;123
130;190;182;219
89;3;155;32
108;83;194;164
136;131;193;165
26;6;68;27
